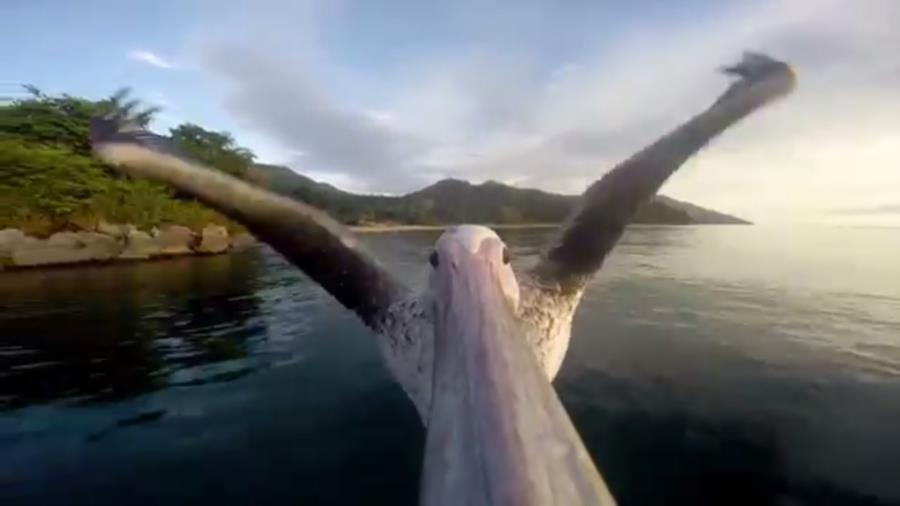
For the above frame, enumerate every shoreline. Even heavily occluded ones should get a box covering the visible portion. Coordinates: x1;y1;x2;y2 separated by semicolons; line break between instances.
2;222;752;270
350;223;560;233
0;225;254;271
348;222;752;233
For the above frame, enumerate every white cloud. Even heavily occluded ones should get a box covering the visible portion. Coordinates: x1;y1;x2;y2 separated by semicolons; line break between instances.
194;0;900;222
128;50;177;70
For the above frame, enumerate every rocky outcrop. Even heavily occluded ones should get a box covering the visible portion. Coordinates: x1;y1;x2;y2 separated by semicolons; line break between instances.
119;229;158;260
195;225;230;254
10;232;122;267
0;224;256;270
96;221;134;239
0;229;33;268
153;225;196;256
230;233;256;251
1;229;28;255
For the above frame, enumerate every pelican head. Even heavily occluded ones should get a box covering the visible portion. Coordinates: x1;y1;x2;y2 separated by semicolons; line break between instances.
428;225;519;316
420;224;613;504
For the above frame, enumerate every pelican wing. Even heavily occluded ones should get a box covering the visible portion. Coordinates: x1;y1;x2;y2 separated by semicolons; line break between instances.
90;108;407;330
531;53;795;293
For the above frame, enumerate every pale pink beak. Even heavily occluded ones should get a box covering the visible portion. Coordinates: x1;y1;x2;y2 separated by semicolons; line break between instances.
421;242;616;505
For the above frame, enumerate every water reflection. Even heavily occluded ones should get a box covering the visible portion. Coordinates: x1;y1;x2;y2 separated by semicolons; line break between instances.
1;227;899;505
567;394;887;505
0;252;265;409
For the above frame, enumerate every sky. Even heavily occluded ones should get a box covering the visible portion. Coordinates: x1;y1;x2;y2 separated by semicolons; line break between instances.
2;0;899;224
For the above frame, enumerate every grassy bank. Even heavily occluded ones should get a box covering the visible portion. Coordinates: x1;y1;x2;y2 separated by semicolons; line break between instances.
0;89;247;237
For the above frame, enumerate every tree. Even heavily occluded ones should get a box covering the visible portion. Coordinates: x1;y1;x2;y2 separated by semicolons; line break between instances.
0;90;245;235
170;123;255;178
0;89;100;154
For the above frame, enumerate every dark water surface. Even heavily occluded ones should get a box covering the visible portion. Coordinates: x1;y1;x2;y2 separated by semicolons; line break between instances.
2;226;899;505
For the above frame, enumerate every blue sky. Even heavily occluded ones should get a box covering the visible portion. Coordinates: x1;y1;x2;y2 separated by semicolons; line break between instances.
3;0;899;224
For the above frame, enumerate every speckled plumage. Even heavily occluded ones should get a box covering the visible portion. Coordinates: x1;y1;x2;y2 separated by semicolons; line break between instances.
372;276;584;420
518;275;584;380
373;296;434;419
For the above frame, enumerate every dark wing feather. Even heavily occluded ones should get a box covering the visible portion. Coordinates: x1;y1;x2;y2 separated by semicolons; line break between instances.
532;53;795;293
90;110;407;329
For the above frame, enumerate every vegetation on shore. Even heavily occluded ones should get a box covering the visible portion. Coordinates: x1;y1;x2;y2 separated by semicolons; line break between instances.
0;88;251;237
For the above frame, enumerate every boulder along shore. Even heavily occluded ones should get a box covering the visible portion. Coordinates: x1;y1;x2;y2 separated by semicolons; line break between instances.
0;224;255;270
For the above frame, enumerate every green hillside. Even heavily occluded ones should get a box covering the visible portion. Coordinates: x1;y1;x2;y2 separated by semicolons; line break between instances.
248;164;748;226
0;89;252;236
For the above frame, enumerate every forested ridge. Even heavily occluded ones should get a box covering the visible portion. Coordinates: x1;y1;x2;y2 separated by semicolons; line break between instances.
248;165;748;226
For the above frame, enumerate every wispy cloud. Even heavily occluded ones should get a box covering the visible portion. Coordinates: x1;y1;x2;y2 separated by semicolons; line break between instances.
128;50;177;70
194;0;900;222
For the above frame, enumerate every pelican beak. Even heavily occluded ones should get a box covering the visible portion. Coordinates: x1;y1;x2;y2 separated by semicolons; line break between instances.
422;247;616;505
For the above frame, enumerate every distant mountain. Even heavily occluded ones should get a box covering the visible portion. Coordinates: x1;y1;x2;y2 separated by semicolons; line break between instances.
246;164;749;226
248;164;346;197
655;195;751;224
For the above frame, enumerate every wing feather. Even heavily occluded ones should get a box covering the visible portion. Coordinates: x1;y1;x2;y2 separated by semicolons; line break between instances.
90;110;407;329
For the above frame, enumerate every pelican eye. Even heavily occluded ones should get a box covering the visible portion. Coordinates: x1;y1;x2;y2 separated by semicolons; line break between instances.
429;251;439;268
502;248;511;265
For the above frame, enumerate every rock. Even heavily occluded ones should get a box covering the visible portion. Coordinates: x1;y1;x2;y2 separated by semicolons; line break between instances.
0;228;27;255
45;231;82;247
11;231;122;267
1;223;240;269
153;225;195;256
79;233;122;260
195;225;230;254
96;221;134;239
0;229;28;268
119;229;160;260
230;233;256;251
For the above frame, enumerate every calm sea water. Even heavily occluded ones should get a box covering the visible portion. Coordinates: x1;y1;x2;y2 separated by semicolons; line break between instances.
1;226;899;505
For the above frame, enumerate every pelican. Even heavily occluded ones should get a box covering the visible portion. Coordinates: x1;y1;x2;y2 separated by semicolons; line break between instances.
90;52;795;505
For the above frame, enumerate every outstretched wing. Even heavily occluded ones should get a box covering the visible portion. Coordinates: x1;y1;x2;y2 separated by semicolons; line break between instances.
90;103;408;330
531;52;795;294
519;53;796;379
